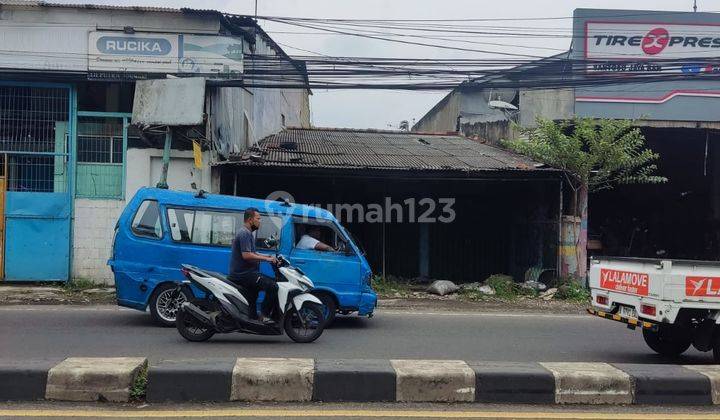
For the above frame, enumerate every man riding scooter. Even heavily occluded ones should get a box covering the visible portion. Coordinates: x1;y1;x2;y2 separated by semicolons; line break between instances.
228;207;278;324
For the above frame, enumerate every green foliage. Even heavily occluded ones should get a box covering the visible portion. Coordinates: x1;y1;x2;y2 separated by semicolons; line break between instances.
459;288;490;302
130;362;148;401
371;275;412;297
63;278;97;292
502;118;667;192
555;279;591;302
484;274;517;299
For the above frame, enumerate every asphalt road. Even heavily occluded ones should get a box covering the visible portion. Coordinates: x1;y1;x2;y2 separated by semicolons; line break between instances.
0;305;715;364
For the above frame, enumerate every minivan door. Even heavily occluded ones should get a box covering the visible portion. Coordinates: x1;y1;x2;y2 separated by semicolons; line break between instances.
289;217;362;309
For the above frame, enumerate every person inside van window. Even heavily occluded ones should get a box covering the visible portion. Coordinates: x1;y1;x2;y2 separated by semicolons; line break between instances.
228;207;278;323
297;226;335;252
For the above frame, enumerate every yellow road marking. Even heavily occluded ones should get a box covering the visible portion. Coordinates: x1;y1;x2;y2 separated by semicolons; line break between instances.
0;409;719;419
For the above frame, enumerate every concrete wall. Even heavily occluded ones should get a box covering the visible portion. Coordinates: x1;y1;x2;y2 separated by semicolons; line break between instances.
207;34;311;156
412;92;460;133
572;8;720;123
125;148;213;198
0;5;219;72
248;35;311;142
72;199;125;284
519;88;574;128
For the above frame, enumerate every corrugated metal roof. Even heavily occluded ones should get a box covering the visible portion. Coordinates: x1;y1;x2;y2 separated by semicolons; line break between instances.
0;1;194;13
226;128;553;173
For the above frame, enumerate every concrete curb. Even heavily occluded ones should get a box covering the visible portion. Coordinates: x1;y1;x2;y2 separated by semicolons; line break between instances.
4;358;720;404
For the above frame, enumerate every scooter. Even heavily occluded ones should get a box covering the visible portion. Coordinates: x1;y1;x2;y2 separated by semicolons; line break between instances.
174;255;325;343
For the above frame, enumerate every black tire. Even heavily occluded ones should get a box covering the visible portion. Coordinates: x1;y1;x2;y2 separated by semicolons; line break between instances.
284;303;325;343
149;283;189;327
314;293;337;326
643;326;691;357
176;305;215;342
713;330;720;363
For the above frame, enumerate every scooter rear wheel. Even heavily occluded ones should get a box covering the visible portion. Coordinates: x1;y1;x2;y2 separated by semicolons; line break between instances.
284;303;325;343
176;306;215;342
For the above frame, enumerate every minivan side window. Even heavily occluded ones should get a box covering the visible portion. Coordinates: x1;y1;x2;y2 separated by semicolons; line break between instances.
292;216;350;253
131;200;162;239
167;208;239;246
166;208;282;249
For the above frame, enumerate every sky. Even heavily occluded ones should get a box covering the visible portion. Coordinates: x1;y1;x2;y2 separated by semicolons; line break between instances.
55;0;706;129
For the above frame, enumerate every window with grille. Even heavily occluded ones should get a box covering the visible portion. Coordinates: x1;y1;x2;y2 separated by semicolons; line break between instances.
75;116;129;199
1;85;70;193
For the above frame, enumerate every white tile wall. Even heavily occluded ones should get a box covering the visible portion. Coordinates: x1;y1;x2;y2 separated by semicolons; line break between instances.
72;199;125;285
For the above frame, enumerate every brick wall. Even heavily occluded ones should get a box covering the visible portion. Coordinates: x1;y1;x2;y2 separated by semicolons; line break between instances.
72;199;125;285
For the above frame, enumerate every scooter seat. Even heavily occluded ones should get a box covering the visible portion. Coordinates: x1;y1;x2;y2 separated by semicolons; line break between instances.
204;270;254;298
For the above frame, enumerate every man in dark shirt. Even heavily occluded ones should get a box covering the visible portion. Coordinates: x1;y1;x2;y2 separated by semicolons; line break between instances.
228;207;278;323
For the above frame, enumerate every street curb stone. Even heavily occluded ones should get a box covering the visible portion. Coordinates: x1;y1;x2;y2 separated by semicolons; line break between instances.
313;359;396;402
0;359;61;401
469;361;555;404
231;358;313;402
391;360;475;402
45;357;146;402
614;363;712;405
684;365;720;405
146;358;235;402
540;362;633;405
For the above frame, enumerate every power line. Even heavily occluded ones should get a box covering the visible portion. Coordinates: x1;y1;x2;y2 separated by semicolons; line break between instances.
254;9;720;23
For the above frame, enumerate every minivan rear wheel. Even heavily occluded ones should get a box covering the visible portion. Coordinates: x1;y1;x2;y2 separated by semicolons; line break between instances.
150;283;188;327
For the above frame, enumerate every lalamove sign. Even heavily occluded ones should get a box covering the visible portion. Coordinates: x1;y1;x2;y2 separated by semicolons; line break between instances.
585;21;720;74
89;31;243;76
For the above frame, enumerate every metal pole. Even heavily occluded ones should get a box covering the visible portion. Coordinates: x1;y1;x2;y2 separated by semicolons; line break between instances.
557;178;563;278
156;128;172;189
382;218;386;281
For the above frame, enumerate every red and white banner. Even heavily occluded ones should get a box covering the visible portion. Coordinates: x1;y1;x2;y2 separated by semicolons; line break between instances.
686;276;720;297
600;268;650;296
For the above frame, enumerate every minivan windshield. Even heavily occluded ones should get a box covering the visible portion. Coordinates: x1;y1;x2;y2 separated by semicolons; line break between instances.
342;224;365;256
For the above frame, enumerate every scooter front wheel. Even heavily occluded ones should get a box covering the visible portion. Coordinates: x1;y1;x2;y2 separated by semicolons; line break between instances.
284;303;325;343
176;306;215;342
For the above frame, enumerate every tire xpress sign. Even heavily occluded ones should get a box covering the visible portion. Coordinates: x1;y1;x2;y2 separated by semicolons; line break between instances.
88;32;243;75
586;22;720;60
90;32;179;73
585;22;720;74
600;268;650;296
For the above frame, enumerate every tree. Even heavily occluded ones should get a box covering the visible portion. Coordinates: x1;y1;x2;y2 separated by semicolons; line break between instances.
502;117;667;278
399;120;410;131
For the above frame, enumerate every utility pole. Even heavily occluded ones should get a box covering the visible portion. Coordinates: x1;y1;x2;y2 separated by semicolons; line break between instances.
255;0;258;17
694;0;698;12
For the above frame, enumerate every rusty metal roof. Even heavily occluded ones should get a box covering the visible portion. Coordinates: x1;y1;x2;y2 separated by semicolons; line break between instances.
226;128;552;173
0;1;196;13
3;1;172;12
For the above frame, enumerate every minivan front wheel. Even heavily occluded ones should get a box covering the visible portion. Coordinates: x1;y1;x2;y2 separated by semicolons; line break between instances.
150;284;188;327
313;292;337;326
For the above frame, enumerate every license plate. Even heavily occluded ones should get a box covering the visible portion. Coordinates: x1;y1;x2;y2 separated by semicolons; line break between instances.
620;305;637;319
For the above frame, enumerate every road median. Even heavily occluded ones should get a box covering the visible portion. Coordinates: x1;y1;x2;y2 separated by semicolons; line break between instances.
1;357;718;405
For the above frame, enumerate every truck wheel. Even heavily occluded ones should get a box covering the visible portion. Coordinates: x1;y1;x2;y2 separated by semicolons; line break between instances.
713;331;720;363
643;326;691;357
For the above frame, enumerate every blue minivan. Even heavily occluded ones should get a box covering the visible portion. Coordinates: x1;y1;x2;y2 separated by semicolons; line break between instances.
109;187;377;326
